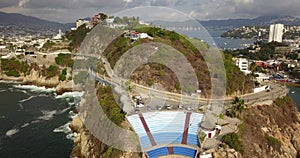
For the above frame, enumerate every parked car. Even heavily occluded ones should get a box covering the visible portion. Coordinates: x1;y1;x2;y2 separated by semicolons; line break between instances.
166;105;172;110
156;105;162;110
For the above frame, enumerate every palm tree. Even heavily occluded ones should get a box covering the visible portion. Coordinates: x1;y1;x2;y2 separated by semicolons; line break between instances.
233;97;247;116
226;97;247;118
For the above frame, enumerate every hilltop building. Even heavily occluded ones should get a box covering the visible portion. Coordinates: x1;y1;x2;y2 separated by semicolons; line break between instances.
52;29;63;40
76;19;90;29
268;24;284;43
91;13;108;26
235;58;251;74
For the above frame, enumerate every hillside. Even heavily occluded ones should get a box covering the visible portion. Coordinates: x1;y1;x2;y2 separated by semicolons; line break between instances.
214;96;300;158
102;27;253;97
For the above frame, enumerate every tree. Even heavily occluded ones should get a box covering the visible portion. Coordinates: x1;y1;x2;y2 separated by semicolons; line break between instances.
226;97;247;118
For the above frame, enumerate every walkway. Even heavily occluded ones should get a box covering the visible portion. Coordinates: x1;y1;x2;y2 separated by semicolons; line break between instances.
181;112;192;144
139;113;157;146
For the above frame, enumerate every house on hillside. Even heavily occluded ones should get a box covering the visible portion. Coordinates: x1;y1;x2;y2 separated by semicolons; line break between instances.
124;31;153;41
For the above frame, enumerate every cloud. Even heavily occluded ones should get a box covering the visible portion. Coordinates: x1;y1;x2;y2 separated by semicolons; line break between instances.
0;0;300;22
0;0;19;8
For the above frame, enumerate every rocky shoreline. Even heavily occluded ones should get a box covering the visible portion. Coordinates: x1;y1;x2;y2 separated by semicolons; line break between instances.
0;69;73;95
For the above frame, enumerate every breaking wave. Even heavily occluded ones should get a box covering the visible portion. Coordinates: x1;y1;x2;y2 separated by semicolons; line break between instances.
38;110;58;121
13;85;55;93
55;91;84;99
5;128;19;137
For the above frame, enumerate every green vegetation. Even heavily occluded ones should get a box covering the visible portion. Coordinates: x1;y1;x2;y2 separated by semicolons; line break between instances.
225;41;288;61
219;113;224;119
1;58;30;77
59;68;67;81
221;133;244;152
147;78;155;86
65;25;91;52
274;96;292;107
102;26;254;96
96;85;126;126
199;132;207;143
73;71;88;84
265;135;281;151
224;53;254;95
41;65;59;79
55;53;74;67
42;40;55;51
226;97;248;118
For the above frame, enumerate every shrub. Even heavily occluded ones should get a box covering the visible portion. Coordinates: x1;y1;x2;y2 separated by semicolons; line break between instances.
55;53;74;67
59;74;66;81
274;96;290;106
45;65;59;78
5;69;20;77
1;58;30;76
221;133;244;152
265;136;281;151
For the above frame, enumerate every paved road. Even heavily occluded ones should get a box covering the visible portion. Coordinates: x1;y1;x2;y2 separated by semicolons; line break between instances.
79;57;288;113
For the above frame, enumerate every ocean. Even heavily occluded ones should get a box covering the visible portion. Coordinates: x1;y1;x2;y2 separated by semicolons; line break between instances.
179;29;256;50
287;85;300;111
0;82;82;158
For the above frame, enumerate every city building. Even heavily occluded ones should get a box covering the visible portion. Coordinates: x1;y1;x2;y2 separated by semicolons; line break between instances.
91;13;108;26
52;29;63;40
268;24;284;43
76;19;90;29
235;58;251;74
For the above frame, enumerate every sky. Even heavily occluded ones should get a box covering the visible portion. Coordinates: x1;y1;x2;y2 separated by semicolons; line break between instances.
0;0;300;23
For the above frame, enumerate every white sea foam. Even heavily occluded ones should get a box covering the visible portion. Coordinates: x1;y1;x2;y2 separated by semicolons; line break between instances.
31;120;40;124
66;132;77;140
59;106;72;114
21;123;30;128
13;85;55;93
55;91;84;99
0;89;6;93
19;96;35;103
38;110;58;120
69;110;78;119
53;123;71;133
5;128;19;137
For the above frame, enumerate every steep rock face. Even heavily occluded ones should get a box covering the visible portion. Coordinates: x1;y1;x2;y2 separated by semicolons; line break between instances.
214;97;300;158
23;69;59;87
213;147;242;158
70;117;141;158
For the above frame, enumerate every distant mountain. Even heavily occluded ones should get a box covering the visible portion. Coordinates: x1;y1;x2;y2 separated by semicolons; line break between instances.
200;15;300;28
150;15;300;30
0;12;74;34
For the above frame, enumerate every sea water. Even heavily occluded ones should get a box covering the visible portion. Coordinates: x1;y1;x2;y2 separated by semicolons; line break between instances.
0;82;80;158
288;85;300;111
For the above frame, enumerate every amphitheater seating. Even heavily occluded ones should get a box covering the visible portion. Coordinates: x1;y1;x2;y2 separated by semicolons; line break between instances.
147;146;197;158
126;111;203;151
147;147;169;158
173;146;197;157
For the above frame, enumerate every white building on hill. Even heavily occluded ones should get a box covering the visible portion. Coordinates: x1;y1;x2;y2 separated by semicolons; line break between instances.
235;58;251;74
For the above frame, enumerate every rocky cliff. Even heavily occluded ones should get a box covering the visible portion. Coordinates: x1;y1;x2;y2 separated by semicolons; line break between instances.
0;69;72;94
70;116;141;158
214;96;300;158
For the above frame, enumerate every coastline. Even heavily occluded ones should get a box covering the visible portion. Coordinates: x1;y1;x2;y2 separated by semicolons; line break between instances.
0;70;73;95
